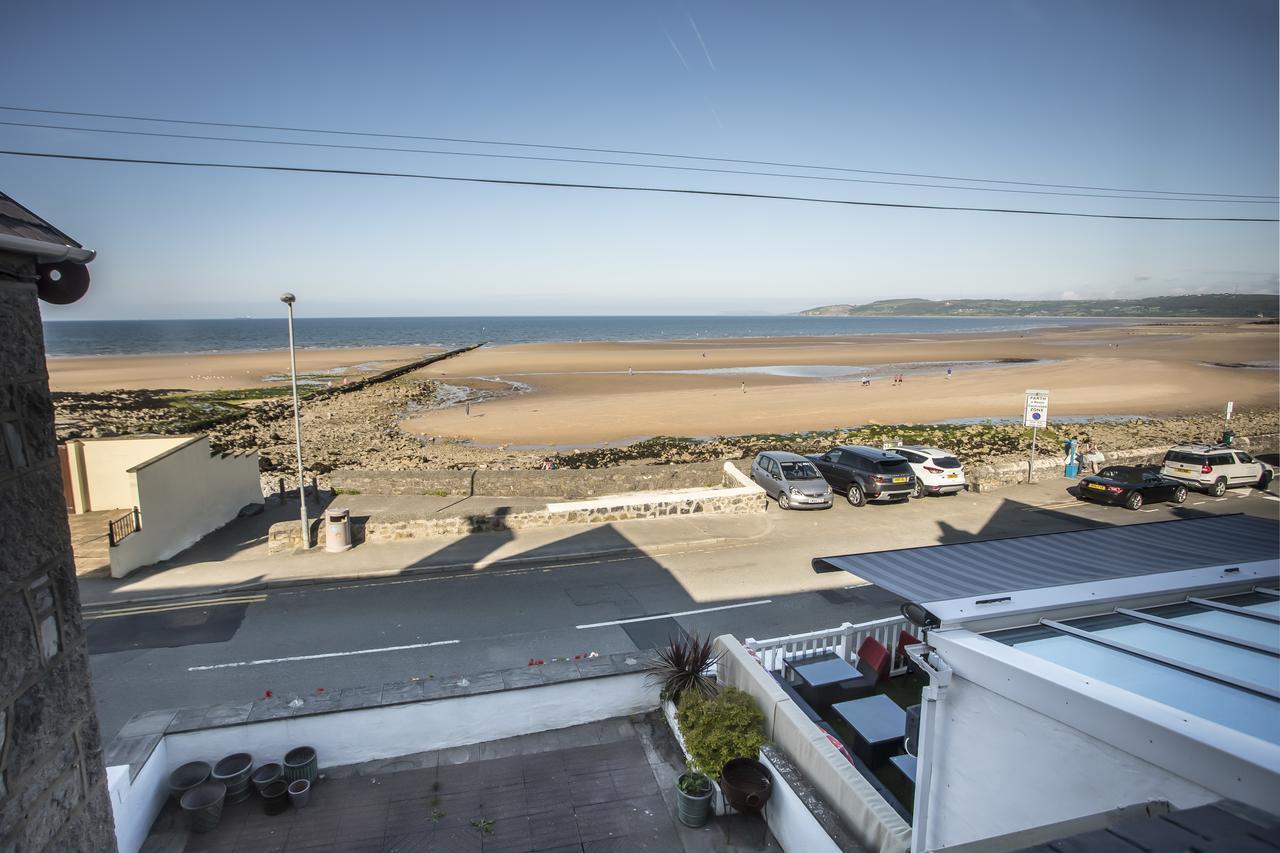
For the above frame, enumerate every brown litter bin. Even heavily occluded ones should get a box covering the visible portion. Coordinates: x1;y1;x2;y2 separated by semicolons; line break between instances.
324;508;352;552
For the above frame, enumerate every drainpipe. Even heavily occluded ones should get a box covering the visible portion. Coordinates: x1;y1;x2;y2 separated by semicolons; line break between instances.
906;643;952;853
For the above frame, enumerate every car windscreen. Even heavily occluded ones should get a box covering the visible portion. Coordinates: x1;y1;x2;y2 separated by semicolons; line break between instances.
1165;451;1205;465
874;458;912;473
780;462;822;480
933;456;962;469
1099;468;1138;482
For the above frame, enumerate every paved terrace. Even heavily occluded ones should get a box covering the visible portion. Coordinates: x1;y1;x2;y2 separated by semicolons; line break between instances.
140;716;778;853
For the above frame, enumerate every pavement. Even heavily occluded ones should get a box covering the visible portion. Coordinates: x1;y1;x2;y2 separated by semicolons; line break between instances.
87;474;1280;740
140;714;776;853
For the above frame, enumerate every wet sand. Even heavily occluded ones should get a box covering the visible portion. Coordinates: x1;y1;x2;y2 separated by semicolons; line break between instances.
47;345;437;392
401;323;1279;445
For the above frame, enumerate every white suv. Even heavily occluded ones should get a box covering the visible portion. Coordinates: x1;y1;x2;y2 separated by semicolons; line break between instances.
891;445;967;497
1160;444;1274;496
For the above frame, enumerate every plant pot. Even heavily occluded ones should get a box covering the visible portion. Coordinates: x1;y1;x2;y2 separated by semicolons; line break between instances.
719;758;772;813
261;780;290;815
251;762;283;796
167;761;211;803
287;778;311;808
283;745;318;784
675;773;713;828
180;781;227;833
212;752;254;805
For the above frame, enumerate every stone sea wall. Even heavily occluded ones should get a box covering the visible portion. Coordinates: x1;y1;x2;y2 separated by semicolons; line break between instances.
330;461;729;499
270;462;766;551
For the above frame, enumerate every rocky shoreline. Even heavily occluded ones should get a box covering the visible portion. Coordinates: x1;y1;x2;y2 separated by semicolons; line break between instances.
51;368;1278;490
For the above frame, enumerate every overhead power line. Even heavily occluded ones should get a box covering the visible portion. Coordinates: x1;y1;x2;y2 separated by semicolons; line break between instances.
2;119;1273;206
1;104;1273;201
3;149;1275;223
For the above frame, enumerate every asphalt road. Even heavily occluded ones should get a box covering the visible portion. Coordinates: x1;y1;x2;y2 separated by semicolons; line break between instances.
87;478;1280;740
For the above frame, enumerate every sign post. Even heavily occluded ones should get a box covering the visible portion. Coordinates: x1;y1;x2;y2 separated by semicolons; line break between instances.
1024;389;1050;482
1226;401;1234;423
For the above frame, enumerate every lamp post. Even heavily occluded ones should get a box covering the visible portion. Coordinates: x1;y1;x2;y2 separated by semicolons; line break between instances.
280;292;309;548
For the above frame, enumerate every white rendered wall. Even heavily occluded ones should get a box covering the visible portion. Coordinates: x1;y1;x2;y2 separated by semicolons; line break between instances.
162;673;654;772
922;674;1220;851
761;752;843;853
73;436;190;512
110;437;262;577
107;737;169;853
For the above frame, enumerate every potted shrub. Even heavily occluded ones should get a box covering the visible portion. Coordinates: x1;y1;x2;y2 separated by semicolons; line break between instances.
675;686;767;825
647;632;721;706
675;767;714;827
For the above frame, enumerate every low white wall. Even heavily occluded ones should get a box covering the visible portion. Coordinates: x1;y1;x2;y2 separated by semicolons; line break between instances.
546;461;764;513
110;437;262;577
73;436;191;512
761;752;843;853
107;671;656;853
107;737;170;853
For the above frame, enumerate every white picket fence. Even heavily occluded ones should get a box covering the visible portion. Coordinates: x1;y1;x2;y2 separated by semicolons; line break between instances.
744;615;914;677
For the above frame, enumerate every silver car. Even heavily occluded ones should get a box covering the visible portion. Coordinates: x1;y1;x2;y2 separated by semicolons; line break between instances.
750;451;833;510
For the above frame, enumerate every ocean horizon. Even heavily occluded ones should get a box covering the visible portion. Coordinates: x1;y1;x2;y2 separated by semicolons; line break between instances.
42;315;1140;358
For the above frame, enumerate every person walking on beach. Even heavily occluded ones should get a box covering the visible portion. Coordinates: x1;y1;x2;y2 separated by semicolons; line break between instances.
628;366;633;376
465;401;471;417
741;381;747;394
947;367;952;380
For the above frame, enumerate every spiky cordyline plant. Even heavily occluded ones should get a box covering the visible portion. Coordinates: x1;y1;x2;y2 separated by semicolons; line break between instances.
648;632;722;704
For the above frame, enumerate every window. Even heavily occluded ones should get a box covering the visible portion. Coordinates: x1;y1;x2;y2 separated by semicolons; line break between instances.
934;456;962;469
1209;454;1234;467
840;451;862;469
875;458;912;474
1144;602;1279;646
780;462;821;480
1165;451;1205;465
1236;453;1254;464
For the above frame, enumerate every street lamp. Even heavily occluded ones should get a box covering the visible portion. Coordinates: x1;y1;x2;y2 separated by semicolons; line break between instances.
280;292;309;548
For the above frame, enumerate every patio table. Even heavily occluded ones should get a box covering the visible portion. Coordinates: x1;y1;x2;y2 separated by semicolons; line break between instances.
832;694;906;766
785;655;866;708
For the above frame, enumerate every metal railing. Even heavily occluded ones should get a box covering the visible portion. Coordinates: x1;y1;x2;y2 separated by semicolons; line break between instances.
107;507;141;547
744;614;914;676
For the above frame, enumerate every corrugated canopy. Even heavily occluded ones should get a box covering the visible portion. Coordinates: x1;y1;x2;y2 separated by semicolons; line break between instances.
813;514;1279;605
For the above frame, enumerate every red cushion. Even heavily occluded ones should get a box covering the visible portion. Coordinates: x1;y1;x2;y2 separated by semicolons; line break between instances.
856;636;892;682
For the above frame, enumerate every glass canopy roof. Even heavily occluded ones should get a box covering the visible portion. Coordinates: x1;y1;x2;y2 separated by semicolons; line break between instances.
989;588;1280;745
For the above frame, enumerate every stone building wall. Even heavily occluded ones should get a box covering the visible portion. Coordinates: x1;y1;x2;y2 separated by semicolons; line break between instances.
0;253;117;851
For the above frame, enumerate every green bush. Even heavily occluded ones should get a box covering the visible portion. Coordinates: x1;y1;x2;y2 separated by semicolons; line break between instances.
676;687;766;777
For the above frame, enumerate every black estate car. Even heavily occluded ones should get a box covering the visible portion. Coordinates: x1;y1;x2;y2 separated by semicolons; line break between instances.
807;446;915;507
1076;465;1189;510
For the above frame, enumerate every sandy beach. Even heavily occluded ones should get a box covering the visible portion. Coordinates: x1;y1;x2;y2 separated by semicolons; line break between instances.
45;322;1278;449
46;345;438;392
399;322;1278;446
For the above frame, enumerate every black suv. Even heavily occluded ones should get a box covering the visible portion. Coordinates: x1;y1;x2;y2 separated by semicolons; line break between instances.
807;446;916;507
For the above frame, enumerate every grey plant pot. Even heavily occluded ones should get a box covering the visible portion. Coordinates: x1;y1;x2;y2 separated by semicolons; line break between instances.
287;778;311;808
180;781;227;833
251;762;284;796
283;745;318;784
676;775;713;828
167;761;211;804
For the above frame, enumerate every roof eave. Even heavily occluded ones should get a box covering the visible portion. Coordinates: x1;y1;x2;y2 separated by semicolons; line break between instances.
0;233;95;264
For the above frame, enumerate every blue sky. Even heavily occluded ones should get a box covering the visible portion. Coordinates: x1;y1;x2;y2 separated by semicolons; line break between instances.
4;0;1277;319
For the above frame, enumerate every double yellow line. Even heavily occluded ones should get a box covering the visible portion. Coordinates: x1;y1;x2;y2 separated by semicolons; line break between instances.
84;593;266;620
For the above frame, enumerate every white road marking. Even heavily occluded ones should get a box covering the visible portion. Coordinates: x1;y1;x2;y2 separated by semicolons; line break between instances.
1261;494;1280;503
1139;508;1159;513
188;639;459;671
576;599;773;630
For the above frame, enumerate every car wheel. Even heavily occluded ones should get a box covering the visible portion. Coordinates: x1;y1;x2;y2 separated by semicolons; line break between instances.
911;480;924;499
846;484;866;508
1211;478;1227;497
778;493;791;510
1173;486;1187;504
1258;471;1274;490
1125;491;1144;511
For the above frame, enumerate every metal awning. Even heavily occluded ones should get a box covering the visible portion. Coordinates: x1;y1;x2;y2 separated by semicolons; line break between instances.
813;514;1279;607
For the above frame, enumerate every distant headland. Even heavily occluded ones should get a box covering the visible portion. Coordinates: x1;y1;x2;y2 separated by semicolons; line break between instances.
798;294;1278;318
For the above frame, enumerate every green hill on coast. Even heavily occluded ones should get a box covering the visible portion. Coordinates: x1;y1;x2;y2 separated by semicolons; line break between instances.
799;294;1278;318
